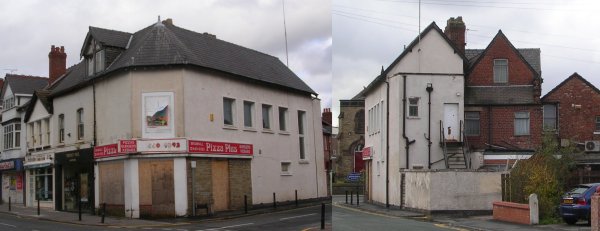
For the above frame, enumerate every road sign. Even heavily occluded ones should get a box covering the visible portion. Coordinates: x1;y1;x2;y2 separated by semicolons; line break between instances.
347;172;361;182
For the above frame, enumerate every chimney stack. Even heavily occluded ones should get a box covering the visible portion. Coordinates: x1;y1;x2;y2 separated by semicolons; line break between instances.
322;108;332;125
49;45;67;85
162;18;173;26
444;16;466;54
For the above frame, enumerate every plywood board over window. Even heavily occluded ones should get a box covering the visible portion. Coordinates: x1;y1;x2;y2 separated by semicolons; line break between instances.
212;159;230;212
99;161;125;216
139;159;175;218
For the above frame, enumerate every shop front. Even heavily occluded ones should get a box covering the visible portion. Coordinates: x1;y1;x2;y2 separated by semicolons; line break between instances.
24;152;54;208
0;159;25;204
54;149;94;213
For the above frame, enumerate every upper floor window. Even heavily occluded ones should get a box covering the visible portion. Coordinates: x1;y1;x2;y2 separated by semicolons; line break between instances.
596;116;600;132
243;101;254;128
493;59;508;83
408;97;419;117
354;109;365;134
465;112;480;136
37;121;42;146
3;123;20;150
298;110;306;159
77;109;84;140
45;118;50;145
514;112;530;136
87;39;105;76
279;107;288;131
543;104;557;131
59;114;65;143
95;50;105;73
262;104;272;129
3;96;14;111
223;98;235;126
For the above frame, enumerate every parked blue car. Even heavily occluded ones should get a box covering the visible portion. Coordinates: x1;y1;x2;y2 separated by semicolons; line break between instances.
559;183;600;225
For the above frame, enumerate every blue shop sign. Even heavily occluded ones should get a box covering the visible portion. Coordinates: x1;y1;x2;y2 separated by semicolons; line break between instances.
0;159;23;171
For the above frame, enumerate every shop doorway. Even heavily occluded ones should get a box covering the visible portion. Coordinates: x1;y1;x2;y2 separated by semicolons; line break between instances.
139;159;175;218
211;159;230;212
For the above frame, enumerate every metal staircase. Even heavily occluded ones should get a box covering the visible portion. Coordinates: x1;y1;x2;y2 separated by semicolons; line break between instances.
440;120;469;169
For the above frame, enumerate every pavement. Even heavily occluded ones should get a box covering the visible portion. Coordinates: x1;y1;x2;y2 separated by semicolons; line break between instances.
332;195;590;231
0;199;330;229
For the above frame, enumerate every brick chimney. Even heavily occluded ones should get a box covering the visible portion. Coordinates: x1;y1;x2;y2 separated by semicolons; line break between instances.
48;45;67;85
322;108;332;125
444;16;466;54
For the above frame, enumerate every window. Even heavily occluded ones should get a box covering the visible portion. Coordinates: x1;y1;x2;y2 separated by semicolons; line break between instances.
354;109;365;134
465;112;480;136
596;116;600;132
33;167;53;201
223;98;235;126
514;112;530;136
262;104;272;129
77;109;84;140
87;58;94;76
28;123;34;148
279;107;288;131
95;50;105;72
543;104;557;131
281;162;291;175
37;121;42;146
493;59;508;83
3;97;14;111
243;101;254;127
3;123;20;150
408;97;419;117
298;111;306;159
45;119;50;145
59;114;65;143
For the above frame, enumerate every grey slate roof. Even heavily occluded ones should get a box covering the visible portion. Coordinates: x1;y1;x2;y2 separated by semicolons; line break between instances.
53;21;315;95
48;62;86;94
89;27;132;48
465;86;535;105
3;74;48;95
465;48;541;74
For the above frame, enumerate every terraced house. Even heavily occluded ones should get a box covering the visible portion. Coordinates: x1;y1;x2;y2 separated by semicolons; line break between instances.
23;18;326;218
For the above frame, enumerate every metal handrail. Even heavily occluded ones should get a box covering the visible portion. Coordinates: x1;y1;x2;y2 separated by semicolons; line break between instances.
461;120;470;169
440;120;448;168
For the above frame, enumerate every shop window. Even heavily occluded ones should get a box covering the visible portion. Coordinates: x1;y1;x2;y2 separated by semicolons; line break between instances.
33;168;53;201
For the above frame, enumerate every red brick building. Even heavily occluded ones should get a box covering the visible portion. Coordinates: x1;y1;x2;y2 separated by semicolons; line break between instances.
541;73;600;154
445;18;543;170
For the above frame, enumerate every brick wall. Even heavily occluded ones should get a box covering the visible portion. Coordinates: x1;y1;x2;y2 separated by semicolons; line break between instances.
467;33;537;87
466;105;542;150
187;158;212;215
493;201;530;225
336;101;365;180
542;73;600;142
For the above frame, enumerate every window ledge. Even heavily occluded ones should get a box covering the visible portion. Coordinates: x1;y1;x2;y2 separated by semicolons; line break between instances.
594;132;600;135
222;125;238;130
407;116;420;120
243;127;257;132
281;172;293;176
262;129;275;134
299;160;310;164
278;131;290;135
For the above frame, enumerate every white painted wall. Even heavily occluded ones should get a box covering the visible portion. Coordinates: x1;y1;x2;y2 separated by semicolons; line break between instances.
364;25;465;207
51;86;94;150
173;157;187;216
123;159;140;218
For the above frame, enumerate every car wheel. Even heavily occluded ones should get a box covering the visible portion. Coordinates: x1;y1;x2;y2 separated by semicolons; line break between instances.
564;217;577;225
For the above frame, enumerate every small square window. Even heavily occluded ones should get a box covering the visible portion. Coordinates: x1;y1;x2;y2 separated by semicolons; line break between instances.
408;97;419;117
281;162;291;175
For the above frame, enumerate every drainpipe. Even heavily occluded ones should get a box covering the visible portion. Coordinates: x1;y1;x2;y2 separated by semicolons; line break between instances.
488;106;492;149
402;75;415;169
385;80;390;208
426;83;433;169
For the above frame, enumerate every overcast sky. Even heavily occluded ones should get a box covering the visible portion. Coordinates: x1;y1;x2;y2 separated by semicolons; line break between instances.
0;0;331;109
333;0;600;126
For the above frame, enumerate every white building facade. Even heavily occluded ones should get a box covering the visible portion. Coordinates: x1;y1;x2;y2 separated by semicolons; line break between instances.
363;22;466;207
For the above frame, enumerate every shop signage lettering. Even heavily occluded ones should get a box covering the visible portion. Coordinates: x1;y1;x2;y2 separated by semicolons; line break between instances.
0;161;14;170
362;147;371;160
137;138;188;153
24;153;54;166
189;140;253;155
119;140;137;153
94;144;122;159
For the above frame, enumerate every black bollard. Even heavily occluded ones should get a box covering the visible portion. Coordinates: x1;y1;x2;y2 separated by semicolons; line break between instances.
8;197;11;211
101;203;106;223
320;203;325;230
356;191;359;206
273;192;276;209
295;190;298;207
345;191;348;204
244;195;248;214
37;199;40;215
350;191;353;205
78;194;82;221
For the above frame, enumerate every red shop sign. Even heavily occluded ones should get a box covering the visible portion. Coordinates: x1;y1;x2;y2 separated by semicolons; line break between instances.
94;144;121;159
188;140;253;155
362;147;372;160
119;140;137;153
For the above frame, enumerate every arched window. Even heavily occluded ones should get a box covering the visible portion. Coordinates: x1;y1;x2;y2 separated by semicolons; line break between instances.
354;109;365;134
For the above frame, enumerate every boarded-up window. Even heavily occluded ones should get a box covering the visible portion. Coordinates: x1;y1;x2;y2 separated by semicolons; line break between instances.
494;59;508;83
465;112;480;136
354;109;365;134
514;112;530;136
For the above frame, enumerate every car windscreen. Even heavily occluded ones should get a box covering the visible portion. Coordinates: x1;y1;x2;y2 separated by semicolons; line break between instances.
567;186;590;196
